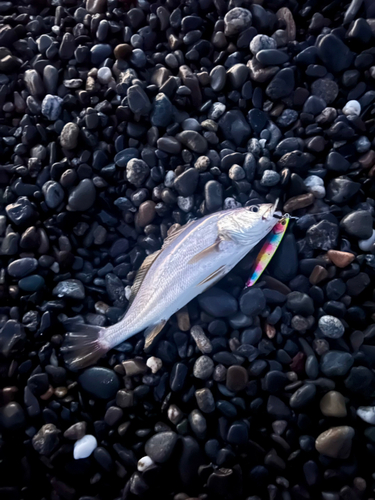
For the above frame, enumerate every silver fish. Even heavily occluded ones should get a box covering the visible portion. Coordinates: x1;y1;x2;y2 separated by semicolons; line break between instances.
62;201;280;370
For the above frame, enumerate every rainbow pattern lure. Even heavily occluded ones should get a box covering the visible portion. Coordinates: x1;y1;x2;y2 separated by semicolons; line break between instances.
245;214;290;288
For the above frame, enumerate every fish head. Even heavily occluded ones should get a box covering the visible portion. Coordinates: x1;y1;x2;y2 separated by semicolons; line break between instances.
220;200;281;245
246;199;282;225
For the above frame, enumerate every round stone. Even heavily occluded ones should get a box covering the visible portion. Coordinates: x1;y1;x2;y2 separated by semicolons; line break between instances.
318;315;345;339
78;367;120;399
250;34;277;55
97;67;112;84
224;7;252;37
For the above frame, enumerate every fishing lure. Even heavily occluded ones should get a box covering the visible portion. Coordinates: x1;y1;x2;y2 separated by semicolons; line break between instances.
245;214;290;288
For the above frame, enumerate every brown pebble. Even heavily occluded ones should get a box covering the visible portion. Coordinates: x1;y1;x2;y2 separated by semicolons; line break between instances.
122;359;148;377
176;306;190;331
262;275;291;294
226;365;248;392
320;391;347;417
40;386;54;400
114;43;132;60
136;200;156;228
315;426;354;459
359;150;375;169
309;265;328;285
327;250;355;268
283;193;315;213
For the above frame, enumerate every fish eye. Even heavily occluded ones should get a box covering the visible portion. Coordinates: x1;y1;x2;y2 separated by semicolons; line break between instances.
248;205;259;213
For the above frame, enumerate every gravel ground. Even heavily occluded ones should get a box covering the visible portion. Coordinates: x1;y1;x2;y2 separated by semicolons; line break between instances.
2;0;375;499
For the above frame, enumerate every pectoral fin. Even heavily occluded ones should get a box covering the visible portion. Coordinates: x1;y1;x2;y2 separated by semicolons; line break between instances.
144;320;167;349
188;240;221;264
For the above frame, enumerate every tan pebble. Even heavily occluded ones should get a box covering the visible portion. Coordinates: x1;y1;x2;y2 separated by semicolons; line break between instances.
320;391;347;417
176;306;190;331
283;193;314;212
315;426;354;459
327;250;355;268
54;387;68;398
265;323;276;338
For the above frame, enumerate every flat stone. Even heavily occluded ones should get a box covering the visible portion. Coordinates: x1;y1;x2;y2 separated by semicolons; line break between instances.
327;250;355;268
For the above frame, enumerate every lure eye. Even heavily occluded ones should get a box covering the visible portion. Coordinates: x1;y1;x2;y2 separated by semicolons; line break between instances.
248;205;259;213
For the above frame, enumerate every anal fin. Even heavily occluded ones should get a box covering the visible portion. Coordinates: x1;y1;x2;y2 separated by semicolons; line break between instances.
144;320;167;349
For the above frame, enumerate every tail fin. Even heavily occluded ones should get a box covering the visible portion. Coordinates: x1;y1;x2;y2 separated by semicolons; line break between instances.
61;324;109;371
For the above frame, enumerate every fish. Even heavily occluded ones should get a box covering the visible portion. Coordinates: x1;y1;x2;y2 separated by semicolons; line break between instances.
245;214;289;288
61;201;280;370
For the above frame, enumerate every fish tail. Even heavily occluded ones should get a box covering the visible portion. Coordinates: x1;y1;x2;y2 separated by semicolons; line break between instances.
61;324;110;371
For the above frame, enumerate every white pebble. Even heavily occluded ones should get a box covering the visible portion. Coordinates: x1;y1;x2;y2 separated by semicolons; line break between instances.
125;285;132;300
97;67;112;84
357;406;375;425
359;229;375;251
223;197;242;210
146;356;163;373
73;435;97;459
342;100;361;116
137;456;154;472
164;170;176;188
304;175;326;199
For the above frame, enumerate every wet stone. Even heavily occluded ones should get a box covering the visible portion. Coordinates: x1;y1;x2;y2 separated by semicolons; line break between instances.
78;367;120;399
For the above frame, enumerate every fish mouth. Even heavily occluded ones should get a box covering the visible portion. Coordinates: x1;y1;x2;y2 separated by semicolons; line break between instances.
262;198;280;220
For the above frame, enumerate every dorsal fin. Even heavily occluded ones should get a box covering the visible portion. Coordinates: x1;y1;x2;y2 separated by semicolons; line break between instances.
128;250;161;305
161;220;196;250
